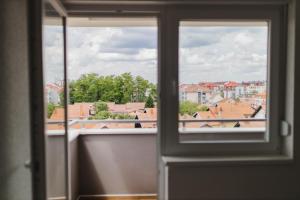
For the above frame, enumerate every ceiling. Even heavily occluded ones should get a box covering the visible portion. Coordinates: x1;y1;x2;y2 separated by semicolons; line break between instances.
51;0;289;17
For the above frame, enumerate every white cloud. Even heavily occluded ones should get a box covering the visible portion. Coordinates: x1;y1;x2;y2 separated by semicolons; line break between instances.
44;26;64;83
44;24;268;84
179;26;268;83
233;32;254;45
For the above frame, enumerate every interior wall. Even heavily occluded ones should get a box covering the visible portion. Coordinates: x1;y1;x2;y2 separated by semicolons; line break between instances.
0;0;32;199
168;164;300;200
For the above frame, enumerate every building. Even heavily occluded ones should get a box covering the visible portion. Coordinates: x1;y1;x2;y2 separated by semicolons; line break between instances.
179;84;210;104
45;83;63;104
223;81;239;99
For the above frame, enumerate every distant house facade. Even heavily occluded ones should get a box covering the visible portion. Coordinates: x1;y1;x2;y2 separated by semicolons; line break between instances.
247;83;266;94
223;81;266;99
179;81;266;106
45;83;63;105
224;81;239;99
179;84;210;104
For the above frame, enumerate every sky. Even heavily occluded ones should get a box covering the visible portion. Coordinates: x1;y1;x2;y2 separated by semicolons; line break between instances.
44;24;268;84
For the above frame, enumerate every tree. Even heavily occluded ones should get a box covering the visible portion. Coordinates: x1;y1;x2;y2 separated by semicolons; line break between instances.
47;103;56;118
95;101;108;112
119;73;134;103
89;111;135;120
145;96;154;108
220;91;224;98
69;73;156;104
179;101;200;115
91;111;111;119
112;113;135;119
134;76;149;102
69;73;100;103
198;105;209;111
148;83;157;101
59;92;64;106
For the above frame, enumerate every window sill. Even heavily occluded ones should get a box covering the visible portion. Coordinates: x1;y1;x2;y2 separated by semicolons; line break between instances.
162;154;293;166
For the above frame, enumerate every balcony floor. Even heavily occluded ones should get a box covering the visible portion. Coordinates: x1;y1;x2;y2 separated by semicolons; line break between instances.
80;196;156;200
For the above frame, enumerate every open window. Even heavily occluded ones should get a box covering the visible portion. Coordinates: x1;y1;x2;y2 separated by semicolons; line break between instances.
162;5;287;156
43;1;68;199
66;17;158;131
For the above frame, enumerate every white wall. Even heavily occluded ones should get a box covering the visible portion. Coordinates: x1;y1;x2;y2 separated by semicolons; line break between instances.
0;0;32;199
186;92;198;103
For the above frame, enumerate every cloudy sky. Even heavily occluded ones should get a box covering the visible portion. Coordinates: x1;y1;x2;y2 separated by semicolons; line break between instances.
44;24;268;84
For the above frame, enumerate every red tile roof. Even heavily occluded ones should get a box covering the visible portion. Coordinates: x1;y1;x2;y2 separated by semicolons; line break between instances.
224;81;239;88
179;84;210;93
179;99;265;128
45;83;63;93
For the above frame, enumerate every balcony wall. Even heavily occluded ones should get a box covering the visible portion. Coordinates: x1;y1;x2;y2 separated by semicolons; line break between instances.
46;134;66;199
46;131;157;199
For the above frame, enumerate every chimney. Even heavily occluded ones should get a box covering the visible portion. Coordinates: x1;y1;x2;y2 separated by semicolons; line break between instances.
80;104;84;119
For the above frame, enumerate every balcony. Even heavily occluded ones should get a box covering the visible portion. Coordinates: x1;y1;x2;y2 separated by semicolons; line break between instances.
46;118;265;200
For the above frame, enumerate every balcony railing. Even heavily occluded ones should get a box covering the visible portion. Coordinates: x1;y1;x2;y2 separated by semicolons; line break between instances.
47;118;265;124
47;118;266;133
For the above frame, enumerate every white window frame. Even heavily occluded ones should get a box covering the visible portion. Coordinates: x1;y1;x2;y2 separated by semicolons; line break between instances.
161;4;288;156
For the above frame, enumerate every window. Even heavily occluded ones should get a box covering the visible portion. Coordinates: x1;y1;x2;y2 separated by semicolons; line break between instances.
66;17;158;131
162;5;286;155
178;21;268;142
43;2;67;199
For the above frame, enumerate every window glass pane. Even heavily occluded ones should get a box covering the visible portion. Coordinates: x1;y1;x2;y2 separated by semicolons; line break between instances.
43;2;66;198
67;18;157;131
178;21;268;143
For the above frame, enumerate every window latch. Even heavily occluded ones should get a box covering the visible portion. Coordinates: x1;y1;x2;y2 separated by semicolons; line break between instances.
24;159;32;170
280;120;290;137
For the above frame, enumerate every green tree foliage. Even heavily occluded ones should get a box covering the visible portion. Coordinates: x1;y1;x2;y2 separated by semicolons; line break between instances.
95;101;108;112
91;111;111;119
179;101;206;115
134;76;149;102
220;91;224;98
89;100;135;120
112;113;135;120
69;73;100;103
59;92;64;106
47;103;56;118
148;83;157;101
89;111;135;120
69;73;157;104
198;105;209;111
145;95;154;108
179;101;209;115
